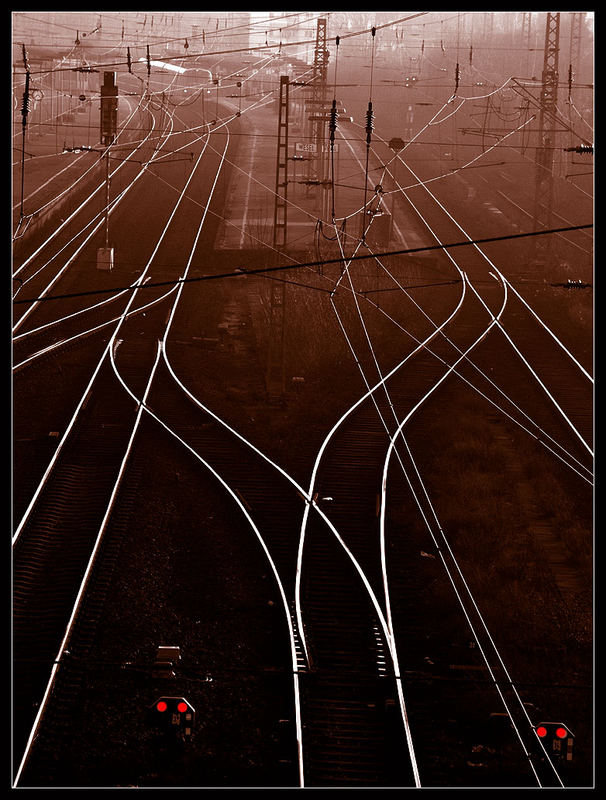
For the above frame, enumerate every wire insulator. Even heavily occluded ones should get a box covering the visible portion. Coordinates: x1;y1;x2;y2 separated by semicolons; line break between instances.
565;144;593;154
365;101;374;144
329;99;338;141
568;63;573;101
21;72;30;124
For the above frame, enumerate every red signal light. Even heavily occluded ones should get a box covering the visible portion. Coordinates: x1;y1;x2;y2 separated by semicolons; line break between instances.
150;696;195;737
534;722;574;762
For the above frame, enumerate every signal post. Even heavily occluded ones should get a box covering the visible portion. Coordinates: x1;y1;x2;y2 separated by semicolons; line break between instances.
98;71;118;270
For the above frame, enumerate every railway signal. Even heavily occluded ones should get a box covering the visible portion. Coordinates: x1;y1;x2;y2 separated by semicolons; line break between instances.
98;71;117;270
100;71;118;145
535;721;574;762
150;696;196;738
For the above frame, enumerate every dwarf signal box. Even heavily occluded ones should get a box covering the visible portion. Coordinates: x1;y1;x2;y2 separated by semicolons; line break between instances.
535;721;574;761
150;696;195;738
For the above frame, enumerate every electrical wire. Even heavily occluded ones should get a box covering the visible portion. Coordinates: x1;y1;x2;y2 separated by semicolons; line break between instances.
13;223;592;305
15;12;431;78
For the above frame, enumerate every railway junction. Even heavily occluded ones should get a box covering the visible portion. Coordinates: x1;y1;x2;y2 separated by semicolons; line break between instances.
12;11;593;789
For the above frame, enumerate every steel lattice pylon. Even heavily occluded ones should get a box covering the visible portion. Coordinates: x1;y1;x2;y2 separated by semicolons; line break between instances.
533;12;560;260
307;18;328;186
266;75;289;400
272;75;289;251
569;11;582;83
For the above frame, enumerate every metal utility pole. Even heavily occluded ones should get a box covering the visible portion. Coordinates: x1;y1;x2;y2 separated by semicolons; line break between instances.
521;12;532;75
566;13;584;157
266;75;290;400
19;71;31;221
18;44;31;221
533;12;560;264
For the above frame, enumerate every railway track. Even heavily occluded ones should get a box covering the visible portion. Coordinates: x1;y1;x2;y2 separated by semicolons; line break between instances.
293;191;590;785
13;352;144;774
14;87;239;779
294;290;486;786
13;23;592;788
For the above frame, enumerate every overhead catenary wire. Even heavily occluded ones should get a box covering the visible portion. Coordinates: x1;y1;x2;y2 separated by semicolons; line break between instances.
327;116;593;466
13;18;592;354
320;197;576;787
326;190;577;786
13;0;592;736
15;44;592;296
13;223;592;305
14;0;592;749
15;11;431;77
355;271;592;483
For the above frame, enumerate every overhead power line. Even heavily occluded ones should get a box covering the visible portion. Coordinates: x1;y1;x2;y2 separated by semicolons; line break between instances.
13;223;592;305
17;12;430;76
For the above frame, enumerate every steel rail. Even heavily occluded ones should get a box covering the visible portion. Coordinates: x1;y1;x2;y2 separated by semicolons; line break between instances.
388;146;593;458
349;221;592;480
354;281;592;485
14;339;163;787
379;272;565;788
376;272;509;786
157;154;309;780
340;93;592;479
11;86;143;210
13;88;155;274
294;229;467;694
12;281;178;372
13;98;215;546
12;97;173;333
